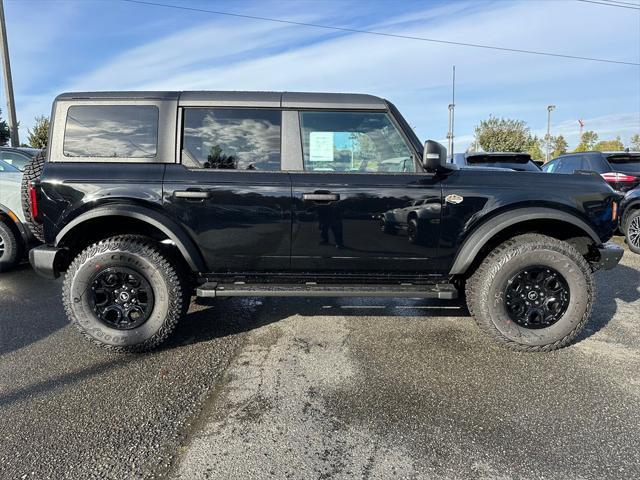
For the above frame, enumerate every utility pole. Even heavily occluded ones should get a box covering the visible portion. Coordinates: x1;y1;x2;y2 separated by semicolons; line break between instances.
545;105;555;163
446;65;455;157
0;0;18;147
578;119;584;142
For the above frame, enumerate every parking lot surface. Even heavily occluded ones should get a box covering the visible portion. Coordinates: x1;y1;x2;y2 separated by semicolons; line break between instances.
1;245;639;479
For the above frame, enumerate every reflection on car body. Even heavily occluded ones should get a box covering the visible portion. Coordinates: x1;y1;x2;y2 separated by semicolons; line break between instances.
380;197;442;245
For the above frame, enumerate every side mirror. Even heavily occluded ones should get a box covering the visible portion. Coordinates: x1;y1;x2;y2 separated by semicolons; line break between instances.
422;140;447;171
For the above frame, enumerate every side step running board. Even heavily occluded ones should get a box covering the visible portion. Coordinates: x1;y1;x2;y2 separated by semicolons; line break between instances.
196;282;458;300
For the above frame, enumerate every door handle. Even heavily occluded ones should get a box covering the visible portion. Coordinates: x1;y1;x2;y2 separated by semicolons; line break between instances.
174;190;210;200
303;193;340;202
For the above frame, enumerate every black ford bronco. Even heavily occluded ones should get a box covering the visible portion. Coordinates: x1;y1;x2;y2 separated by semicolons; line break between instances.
27;91;623;352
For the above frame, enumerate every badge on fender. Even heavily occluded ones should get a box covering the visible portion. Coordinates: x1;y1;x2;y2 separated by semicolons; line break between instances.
445;194;464;205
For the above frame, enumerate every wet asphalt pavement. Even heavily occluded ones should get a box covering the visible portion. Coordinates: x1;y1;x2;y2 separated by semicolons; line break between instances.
1;245;639;479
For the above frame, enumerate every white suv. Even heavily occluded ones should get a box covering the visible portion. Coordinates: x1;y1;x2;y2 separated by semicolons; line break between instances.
0;159;35;271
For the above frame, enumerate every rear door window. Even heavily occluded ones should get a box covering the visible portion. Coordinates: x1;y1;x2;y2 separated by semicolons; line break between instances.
63;105;159;158
182;108;281;171
557;156;584;173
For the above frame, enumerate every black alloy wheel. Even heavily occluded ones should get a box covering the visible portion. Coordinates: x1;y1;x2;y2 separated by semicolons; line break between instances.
89;267;155;330
504;266;570;329
627;212;640;253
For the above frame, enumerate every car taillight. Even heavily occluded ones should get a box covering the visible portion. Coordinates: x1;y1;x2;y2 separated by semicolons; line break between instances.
601;172;637;183
28;181;39;220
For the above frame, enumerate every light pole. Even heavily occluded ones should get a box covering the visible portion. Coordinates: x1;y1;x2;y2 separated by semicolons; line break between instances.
446;66;456;157
546;105;556;163
0;0;18;146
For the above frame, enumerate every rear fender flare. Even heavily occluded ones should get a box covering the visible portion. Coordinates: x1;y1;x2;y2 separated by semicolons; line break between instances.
55;205;206;272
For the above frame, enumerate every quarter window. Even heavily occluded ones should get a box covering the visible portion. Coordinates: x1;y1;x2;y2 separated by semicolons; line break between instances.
182;108;281;171
299;111;415;173
63;105;158;158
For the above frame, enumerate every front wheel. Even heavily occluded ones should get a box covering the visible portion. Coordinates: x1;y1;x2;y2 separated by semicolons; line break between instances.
625;210;640;254
62;236;189;352
466;234;595;352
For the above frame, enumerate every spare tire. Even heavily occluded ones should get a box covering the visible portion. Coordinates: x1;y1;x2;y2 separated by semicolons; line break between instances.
21;152;46;242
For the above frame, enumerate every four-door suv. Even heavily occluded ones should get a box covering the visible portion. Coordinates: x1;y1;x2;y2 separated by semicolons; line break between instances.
543;151;640;192
28;91;623;352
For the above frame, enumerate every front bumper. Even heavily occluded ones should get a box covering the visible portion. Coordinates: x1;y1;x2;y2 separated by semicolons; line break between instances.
29;245;65;279
591;241;624;270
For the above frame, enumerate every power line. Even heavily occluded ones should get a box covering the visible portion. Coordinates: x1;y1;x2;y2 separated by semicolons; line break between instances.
603;0;640;6
576;0;640;10
121;0;640;66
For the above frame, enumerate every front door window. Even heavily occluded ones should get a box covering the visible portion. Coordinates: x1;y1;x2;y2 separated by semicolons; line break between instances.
299;111;415;173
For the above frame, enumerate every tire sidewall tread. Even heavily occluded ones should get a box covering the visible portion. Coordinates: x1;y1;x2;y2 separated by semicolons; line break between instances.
466;234;595;352
20;153;45;242
62;235;186;352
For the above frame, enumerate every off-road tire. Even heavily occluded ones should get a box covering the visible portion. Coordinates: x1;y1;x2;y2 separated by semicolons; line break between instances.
62;235;189;352
0;220;20;272
625;209;640;255
466;234;595;352
20;152;45;242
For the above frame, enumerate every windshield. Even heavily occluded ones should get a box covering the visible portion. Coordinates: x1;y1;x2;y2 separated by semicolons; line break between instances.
608;155;640;174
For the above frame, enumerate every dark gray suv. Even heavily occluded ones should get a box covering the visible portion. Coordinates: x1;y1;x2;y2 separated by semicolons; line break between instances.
543;151;640;193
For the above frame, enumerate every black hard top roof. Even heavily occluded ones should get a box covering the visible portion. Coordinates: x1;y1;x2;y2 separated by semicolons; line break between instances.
54;91;388;110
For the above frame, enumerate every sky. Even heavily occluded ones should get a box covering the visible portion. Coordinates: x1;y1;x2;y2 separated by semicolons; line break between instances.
3;0;639;152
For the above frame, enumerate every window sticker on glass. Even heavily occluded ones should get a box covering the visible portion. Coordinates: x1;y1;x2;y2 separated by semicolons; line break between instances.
300;111;414;173
309;132;334;162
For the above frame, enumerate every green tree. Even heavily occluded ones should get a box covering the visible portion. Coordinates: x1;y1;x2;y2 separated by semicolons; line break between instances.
594;136;625;152
526;136;544;161
474;116;531;152
0;108;10;146
27;115;50;149
630;133;640;151
574;131;598;152
550;135;568;158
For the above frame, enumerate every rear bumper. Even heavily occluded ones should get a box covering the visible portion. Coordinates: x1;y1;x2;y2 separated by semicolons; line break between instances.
29;245;65;279
592;241;624;270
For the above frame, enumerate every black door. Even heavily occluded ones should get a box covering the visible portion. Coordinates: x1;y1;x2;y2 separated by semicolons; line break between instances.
290;110;442;274
163;107;292;273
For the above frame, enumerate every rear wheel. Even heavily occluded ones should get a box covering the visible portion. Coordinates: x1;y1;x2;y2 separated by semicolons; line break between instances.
62;235;189;352
625;210;640;254
0;220;20;272
466;234;595;351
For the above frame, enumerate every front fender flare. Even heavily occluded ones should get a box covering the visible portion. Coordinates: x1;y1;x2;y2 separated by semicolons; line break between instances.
449;207;601;275
56;205;206;272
